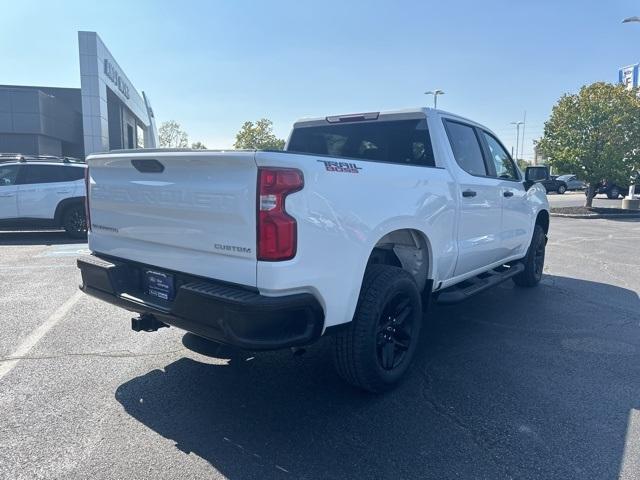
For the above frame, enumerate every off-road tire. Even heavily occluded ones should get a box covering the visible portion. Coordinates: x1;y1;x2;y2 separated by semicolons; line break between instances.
333;265;422;393
513;224;546;287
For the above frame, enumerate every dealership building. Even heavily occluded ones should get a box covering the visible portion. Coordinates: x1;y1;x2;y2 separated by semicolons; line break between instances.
0;31;157;159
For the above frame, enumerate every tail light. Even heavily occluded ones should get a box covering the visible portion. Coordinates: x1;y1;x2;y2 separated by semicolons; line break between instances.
84;167;91;231
257;167;303;261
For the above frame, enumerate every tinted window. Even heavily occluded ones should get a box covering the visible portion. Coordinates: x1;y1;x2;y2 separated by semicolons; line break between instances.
22;165;84;184
444;121;487;176
59;166;85;182
527;167;549;182
0;165;19;186
287;119;436;166
482;131;519;180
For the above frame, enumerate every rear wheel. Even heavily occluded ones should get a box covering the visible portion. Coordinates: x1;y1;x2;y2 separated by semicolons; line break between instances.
607;186;620;199
62;204;87;239
333;265;422;393
513;224;546;287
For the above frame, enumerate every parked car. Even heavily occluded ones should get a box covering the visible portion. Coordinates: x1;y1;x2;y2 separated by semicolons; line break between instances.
77;107;550;392
539;175;568;194
0;156;87;238
555;174;585;191
588;177;640;199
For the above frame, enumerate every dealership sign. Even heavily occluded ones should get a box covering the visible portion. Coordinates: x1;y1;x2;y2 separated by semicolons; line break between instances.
619;64;639;92
103;59;130;99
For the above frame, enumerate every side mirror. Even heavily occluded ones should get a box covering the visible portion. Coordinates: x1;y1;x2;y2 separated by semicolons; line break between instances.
525;166;549;182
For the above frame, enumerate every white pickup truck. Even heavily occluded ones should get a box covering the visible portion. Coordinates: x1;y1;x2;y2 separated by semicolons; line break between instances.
78;108;549;392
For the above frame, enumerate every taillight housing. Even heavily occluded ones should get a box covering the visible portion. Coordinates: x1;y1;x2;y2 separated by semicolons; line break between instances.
257;167;304;261
84;166;91;232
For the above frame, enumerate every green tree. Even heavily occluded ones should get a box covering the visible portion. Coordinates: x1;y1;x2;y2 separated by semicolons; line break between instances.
191;141;207;149
537;82;640;207
516;158;530;171
233;119;285;150
158;120;188;148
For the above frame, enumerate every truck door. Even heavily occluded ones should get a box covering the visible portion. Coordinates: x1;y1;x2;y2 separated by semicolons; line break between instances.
443;119;503;276
479;130;531;261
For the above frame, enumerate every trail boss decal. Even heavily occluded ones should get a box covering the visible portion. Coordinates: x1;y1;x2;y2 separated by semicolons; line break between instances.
317;160;362;174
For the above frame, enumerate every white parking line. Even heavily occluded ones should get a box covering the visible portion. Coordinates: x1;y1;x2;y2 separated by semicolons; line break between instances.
36;244;90;257
620;409;640;479
0;290;83;381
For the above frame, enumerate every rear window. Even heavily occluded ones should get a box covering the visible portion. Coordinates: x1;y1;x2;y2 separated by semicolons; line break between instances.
287;119;436;167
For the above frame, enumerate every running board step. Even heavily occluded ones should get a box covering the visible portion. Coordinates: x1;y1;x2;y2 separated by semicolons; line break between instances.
436;263;525;304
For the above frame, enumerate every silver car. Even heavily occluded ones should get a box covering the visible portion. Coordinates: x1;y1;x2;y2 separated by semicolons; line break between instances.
556;174;585;191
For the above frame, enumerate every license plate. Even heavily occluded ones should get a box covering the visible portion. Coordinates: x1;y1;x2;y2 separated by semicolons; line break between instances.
144;270;175;301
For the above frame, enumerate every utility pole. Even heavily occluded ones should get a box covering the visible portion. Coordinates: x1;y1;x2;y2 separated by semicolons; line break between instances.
510;121;523;161
424;90;445;109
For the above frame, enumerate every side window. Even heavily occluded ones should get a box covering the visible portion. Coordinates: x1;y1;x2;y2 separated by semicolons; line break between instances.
0;165;19;186
22;165;67;184
59;166;85;182
481;131;519;180
444;121;487;176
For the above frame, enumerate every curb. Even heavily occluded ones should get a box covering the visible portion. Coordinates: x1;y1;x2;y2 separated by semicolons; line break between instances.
550;212;640;219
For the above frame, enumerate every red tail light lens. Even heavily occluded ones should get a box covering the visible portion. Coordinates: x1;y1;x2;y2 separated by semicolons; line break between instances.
84;167;91;231
257;167;303;261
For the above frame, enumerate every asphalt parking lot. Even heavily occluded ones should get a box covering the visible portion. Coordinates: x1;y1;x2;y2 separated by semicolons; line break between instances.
546;191;625;208
1;218;639;480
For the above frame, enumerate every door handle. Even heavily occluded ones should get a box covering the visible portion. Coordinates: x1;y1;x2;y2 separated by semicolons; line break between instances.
503;191;514;198
0;193;15;197
56;190;71;194
462;190;477;198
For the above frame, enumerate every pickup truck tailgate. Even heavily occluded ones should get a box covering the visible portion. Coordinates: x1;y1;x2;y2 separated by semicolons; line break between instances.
87;150;257;287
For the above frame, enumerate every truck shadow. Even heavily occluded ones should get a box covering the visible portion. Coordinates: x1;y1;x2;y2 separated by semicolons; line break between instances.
115;275;640;479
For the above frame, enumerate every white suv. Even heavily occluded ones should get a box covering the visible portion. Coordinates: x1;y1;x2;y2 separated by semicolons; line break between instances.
0;156;87;238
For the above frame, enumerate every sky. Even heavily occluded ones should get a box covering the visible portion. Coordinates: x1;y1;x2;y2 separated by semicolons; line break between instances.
1;0;639;160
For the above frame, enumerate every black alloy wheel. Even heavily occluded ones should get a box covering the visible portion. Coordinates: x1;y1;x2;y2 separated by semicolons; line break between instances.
376;293;414;370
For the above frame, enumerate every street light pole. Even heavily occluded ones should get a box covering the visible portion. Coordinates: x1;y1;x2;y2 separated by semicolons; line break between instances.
424;89;445;109
623;16;639;199
510;121;523;161
520;111;527;161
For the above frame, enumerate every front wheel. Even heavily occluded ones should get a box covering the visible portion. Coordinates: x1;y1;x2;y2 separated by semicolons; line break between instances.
513;224;546;287
333;265;422;393
607;187;620;199
62;204;87;239
557;184;566;194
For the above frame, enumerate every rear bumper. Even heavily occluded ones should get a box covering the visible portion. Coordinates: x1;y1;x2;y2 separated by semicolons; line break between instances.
77;255;324;351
